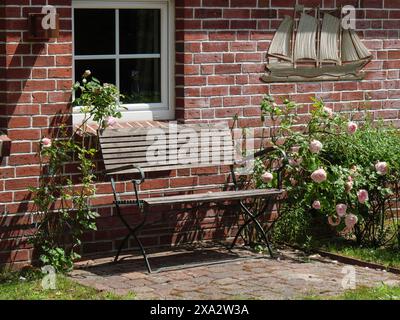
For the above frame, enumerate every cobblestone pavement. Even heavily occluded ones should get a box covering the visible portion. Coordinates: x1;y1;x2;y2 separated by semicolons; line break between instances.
69;246;400;300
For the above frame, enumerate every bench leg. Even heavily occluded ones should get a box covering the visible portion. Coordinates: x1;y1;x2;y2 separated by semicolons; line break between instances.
132;233;152;273
114;207;152;273
114;234;130;263
230;200;274;258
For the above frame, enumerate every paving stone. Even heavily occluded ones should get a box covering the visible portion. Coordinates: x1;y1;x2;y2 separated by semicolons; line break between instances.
69;247;400;300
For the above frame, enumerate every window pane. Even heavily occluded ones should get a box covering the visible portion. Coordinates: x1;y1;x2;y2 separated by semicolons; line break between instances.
74;9;115;55
119;9;161;54
75;60;116;85
120;59;161;104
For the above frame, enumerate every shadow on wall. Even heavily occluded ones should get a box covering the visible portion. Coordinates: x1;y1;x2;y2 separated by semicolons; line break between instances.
2;39;73;138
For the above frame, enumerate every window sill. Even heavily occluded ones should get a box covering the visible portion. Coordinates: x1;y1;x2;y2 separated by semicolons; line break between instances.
74;120;174;136
73;109;175;126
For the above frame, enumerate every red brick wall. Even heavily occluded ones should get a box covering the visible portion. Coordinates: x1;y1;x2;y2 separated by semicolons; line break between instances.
0;0;73;267
1;0;400;267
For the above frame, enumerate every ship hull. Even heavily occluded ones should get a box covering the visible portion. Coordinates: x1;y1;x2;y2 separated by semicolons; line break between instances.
261;60;370;83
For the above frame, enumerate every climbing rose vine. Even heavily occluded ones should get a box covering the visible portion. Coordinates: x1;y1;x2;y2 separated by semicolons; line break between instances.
257;95;400;247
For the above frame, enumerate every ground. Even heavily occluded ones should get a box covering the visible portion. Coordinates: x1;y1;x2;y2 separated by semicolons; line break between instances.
69;246;400;300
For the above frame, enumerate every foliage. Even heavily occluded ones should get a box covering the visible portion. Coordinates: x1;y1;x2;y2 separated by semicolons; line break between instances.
72;73;123;128
257;95;400;247
29;71;123;272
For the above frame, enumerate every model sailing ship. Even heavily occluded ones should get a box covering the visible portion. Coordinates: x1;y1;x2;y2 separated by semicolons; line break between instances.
261;5;372;83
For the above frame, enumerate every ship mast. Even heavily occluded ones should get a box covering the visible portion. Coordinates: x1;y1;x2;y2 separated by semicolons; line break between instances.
316;6;321;68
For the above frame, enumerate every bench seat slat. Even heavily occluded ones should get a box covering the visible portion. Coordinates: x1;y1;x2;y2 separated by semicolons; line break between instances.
105;162;235;174
143;189;283;206
100;136;233;148
102;143;234;154
102;147;235;159
100;131;231;142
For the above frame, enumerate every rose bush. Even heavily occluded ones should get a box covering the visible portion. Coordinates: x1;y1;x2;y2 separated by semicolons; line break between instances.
29;72;123;271
258;95;400;248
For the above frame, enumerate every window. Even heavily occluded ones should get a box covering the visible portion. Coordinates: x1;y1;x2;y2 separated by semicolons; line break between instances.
72;0;175;122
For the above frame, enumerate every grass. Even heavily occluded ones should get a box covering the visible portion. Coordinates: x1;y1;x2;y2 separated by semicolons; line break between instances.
320;242;400;269
0;268;136;300
306;284;400;300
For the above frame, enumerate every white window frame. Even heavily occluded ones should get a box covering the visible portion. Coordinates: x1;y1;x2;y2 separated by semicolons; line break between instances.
72;0;175;123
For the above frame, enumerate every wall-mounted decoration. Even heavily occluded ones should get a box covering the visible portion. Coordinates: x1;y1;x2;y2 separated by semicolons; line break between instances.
27;7;59;41
0;133;11;157
261;5;372;83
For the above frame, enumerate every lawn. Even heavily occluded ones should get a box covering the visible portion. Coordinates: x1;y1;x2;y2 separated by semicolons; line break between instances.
307;284;400;300
0;269;135;300
320;242;400;269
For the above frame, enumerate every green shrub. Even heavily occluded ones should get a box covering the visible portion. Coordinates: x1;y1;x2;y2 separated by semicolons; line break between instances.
257;95;400;248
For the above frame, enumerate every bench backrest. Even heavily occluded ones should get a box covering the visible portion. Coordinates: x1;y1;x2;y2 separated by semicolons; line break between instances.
99;122;236;175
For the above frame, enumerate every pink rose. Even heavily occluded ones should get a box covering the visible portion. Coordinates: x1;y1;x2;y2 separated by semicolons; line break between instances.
345;214;358;228
261;172;274;184
104;116;117;127
312;200;321;210
42;138;52;148
375;161;388;176
311;169;327;183
347;121;358;135
336;204;347;217
357;189;369;204
309;140;323;154
323;107;334;118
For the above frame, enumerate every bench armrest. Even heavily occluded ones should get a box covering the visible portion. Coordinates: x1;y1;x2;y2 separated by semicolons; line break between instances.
109;164;145;207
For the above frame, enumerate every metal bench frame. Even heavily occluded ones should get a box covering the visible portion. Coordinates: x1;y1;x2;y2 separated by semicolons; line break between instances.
101;125;287;273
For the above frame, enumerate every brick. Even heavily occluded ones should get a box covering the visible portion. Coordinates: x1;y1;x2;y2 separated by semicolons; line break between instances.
215;64;241;74
170;177;198;188
195;9;222;19
201;86;229;96
230;42;256;52
223;9;250;19
194;53;222;63
5;178;38;190
202;42;229;52
203;20;230;29
141;179;169;191
208;75;235;85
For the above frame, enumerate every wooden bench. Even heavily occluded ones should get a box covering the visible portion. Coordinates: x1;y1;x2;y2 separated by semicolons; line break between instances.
99;122;287;273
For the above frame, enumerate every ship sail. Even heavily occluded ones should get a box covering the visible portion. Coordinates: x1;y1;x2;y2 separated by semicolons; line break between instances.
320;13;341;63
267;15;293;61
294;13;319;61
342;29;372;62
